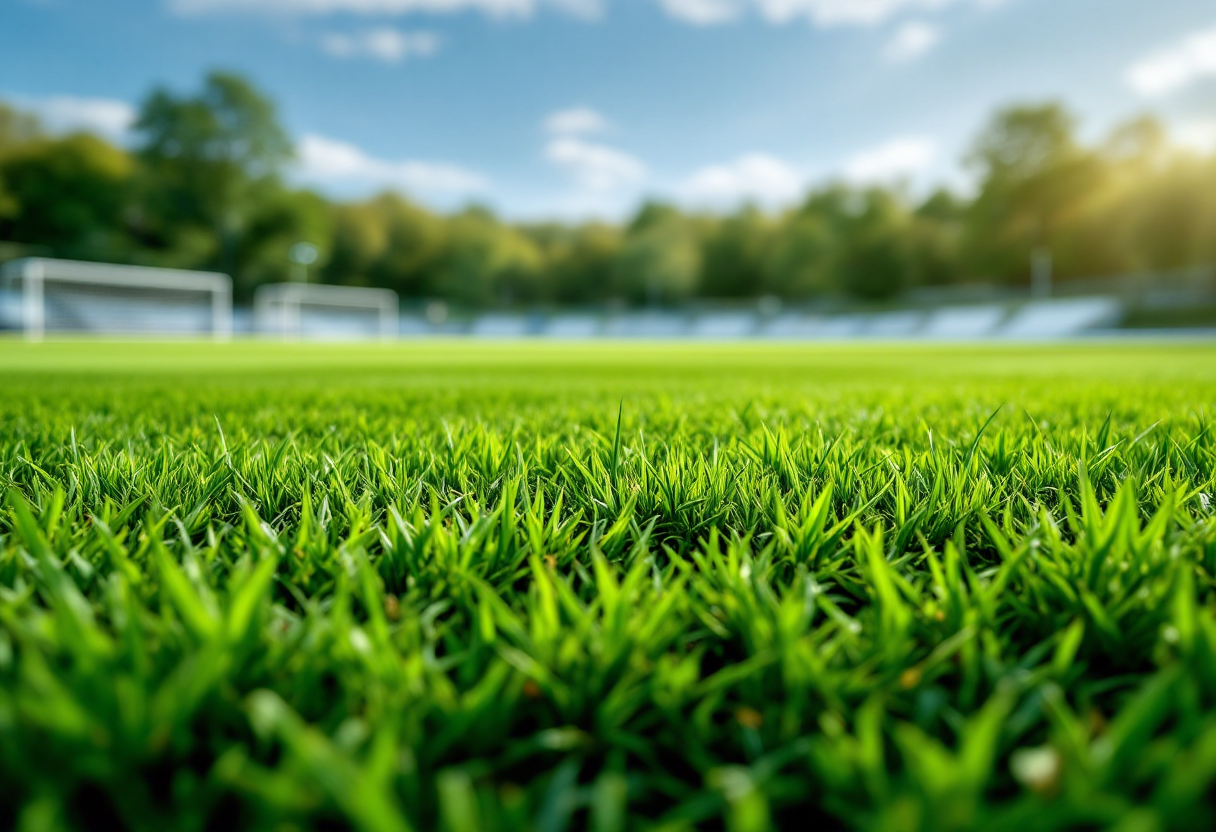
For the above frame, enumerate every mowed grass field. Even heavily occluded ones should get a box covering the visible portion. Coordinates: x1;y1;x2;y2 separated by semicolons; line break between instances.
3;340;1216;832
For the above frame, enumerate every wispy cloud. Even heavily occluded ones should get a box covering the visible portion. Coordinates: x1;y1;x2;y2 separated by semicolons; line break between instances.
657;0;740;26
169;0;604;20
544;106;610;136
175;0;990;26
843;136;936;182
171;0;535;19
884;20;940;62
10;94;137;140
544;0;602;20
1174;120;1216;154
659;0;993;28
320;28;440;62
678;153;804;208
298;133;487;196
545;136;646;191
1126;25;1216;97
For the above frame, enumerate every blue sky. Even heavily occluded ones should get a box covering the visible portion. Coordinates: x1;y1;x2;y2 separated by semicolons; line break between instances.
3;0;1215;219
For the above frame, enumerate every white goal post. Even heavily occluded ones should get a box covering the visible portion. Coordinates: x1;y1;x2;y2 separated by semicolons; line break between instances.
253;283;399;340
0;257;232;340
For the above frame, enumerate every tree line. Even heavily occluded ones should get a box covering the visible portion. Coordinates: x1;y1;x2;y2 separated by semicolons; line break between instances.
2;71;1215;306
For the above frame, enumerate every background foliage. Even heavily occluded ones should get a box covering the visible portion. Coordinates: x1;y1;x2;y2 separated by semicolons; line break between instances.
2;73;1215;304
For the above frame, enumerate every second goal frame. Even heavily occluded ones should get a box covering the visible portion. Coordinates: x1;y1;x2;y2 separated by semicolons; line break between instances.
253;282;399;340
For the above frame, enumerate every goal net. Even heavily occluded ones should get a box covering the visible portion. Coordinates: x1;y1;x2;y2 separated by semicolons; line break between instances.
0;257;232;340
254;283;399;340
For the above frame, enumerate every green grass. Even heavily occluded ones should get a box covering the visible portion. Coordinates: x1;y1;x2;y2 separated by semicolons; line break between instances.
2;340;1216;832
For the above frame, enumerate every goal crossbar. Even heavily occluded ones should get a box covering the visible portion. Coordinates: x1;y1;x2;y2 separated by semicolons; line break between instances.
1;257;233;340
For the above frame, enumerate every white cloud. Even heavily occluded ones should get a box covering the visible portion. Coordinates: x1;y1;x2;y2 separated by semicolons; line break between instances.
545;136;646;191
1174;120;1216;154
884;20;940;61
14;95;136;140
171;0;535;18
321;28;440;62
843;136;936;182
678;153;804;207
298;133;487;196
544;106;610;136
660;0;992;27
169;0;605;19
1126;25;1216;97
172;0;986;25
544;0;602;20
658;0;740;26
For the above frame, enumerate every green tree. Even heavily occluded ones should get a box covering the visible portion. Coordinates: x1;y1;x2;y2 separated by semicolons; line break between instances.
0;133;133;259
131;71;293;275
963;102;1103;283
0;171;14;223
526;222;622;305
0;103;41;156
365;194;447;297
764;212;834;298
236;186;333;294
434;207;543;307
700;207;773;299
1087;116;1216;273
832;189;915;300
775;186;918;300
908;189;965;287
614;203;703;304
0;103;43;224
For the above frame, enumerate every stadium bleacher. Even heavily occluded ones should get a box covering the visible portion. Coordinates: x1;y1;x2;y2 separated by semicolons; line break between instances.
756;313;822;339
813;314;868;338
469;314;532;338
920;305;1009;339
999;298;1122;339
688;312;759;339
863;310;925;338
415;299;1126;341
602;312;689;338
543;314;603;338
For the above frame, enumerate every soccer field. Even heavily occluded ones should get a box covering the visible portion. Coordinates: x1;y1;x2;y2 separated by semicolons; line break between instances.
3;341;1216;831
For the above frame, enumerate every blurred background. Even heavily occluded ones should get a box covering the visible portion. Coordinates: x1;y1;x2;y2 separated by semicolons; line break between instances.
1;0;1215;338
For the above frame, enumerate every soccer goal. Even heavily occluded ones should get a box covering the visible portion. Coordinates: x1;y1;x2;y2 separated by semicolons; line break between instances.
253;283;399;340
0;257;232;340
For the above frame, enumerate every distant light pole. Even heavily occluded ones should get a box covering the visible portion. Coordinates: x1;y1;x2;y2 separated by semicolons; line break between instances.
289;242;318;283
1031;247;1053;299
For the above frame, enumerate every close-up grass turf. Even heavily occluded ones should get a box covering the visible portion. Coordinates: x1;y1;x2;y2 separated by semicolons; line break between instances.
2;340;1216;832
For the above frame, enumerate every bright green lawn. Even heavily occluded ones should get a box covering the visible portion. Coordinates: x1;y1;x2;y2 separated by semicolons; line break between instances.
2;341;1216;832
